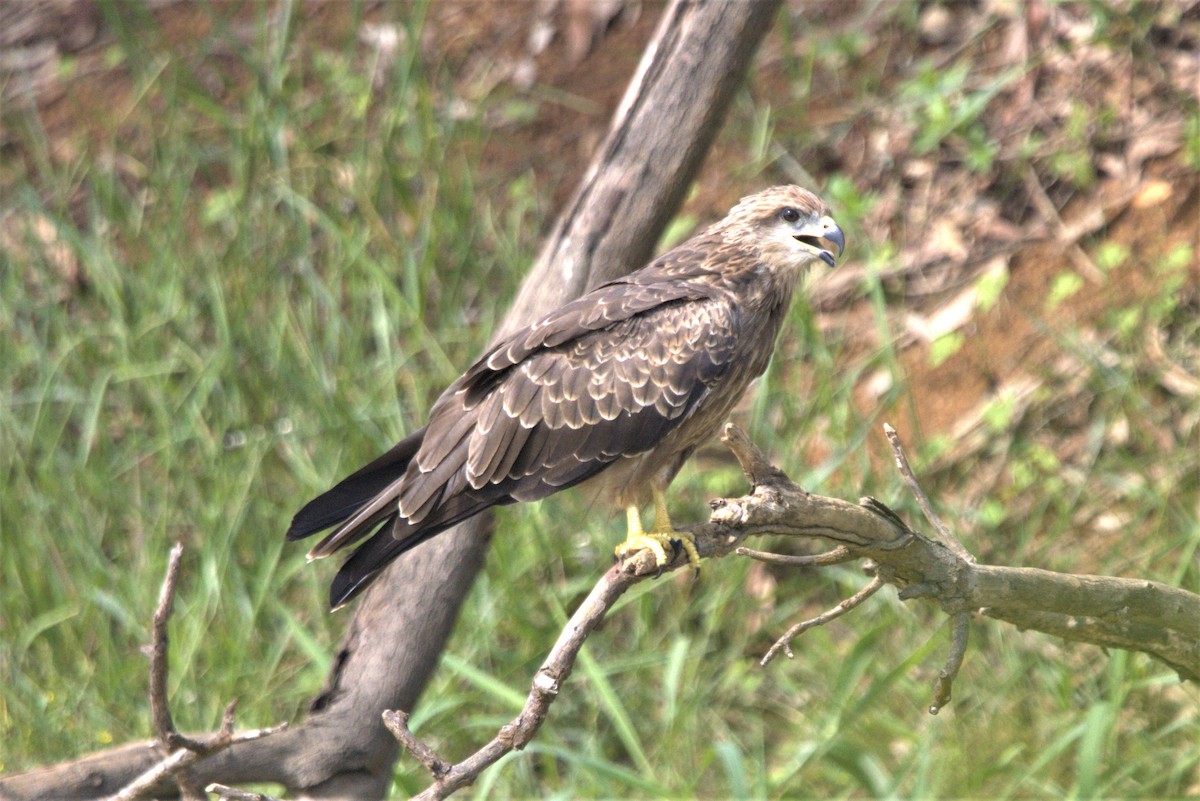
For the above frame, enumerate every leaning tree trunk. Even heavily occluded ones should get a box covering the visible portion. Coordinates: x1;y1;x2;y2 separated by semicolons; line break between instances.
0;1;785;799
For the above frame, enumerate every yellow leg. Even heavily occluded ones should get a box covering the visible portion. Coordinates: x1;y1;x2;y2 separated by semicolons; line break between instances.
614;488;702;575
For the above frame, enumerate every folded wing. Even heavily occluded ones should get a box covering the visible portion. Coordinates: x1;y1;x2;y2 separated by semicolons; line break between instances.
289;275;741;607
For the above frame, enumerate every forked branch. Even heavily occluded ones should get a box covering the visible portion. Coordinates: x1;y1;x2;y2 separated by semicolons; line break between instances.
106;545;286;801
386;423;1199;799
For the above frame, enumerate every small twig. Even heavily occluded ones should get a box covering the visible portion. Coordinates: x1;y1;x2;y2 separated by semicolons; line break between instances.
105;721;287;801
111;546;287;801
760;575;885;666
106;746;202;801
1022;167;1106;283
735;545;855;567
383;710;450;779
395;560;642;801
883;424;974;563
205;783;285;801
148;544;208;754
141;543;206;800
720;423;792;488
881;427;975;712
929;611;971;715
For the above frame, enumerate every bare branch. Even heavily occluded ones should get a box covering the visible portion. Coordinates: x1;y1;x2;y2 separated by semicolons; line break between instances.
109;714;286;801
147;544;208;756
393;419;1199;800
760;575;886;666
735;545;855;567
979;594;1200;680
930;612;970;715
883;423;974;563
105;546;289;801
399;559;649;801
382;711;450;780
105;709;286;801
106;747;203;801
883;424;977;714
720;422;793;490
104;721;288;801
139;543;205;801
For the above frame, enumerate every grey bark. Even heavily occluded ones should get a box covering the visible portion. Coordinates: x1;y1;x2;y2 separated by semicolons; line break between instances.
385;424;1199;798
701;425;1199;683
0;1;785;799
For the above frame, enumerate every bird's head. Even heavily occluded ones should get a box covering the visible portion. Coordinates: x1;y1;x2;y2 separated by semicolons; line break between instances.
718;185;845;273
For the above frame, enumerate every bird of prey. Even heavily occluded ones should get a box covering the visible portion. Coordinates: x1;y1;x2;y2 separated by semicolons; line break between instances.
287;185;844;609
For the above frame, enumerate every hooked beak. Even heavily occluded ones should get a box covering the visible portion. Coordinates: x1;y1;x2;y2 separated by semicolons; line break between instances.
795;215;845;266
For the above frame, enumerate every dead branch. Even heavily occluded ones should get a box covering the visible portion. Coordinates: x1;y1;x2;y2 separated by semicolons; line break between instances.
709;424;1198;681
398;557;644;800
384;422;1198;799
883;423;974;563
105;717;287;801
760;574;886;666
931;611;971;715
108;547;287;801
141;543;205;801
147;544;204;756
388;538;669;800
735;545;855;567
381;712;449;780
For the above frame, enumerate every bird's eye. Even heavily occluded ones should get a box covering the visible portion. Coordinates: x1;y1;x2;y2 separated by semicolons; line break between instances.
779;207;800;223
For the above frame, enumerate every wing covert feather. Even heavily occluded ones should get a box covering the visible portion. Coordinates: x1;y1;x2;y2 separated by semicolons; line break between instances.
387;277;740;568
455;295;740;494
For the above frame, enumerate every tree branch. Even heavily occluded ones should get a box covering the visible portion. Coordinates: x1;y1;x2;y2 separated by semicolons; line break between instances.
206;784;284;801
141;543;205;801
381;712;449;780
388;560;643;801
883;423;974;563
760;574;885;666
108;547;287;801
709;425;1198;680
931;611;971;715
382;422;1198;798
147;544;202;756
107;715;285;801
735;545;855;567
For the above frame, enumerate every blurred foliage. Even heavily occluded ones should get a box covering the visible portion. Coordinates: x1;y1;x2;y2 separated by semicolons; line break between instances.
1;2;1196;799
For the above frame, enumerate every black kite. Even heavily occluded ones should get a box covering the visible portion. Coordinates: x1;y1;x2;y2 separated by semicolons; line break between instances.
287;185;844;608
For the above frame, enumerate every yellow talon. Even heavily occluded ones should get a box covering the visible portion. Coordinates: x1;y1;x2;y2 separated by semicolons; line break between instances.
613;489;702;575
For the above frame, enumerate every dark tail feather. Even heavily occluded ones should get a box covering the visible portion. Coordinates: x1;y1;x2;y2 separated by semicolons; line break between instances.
328;491;518;609
328;520;445;609
286;426;427;541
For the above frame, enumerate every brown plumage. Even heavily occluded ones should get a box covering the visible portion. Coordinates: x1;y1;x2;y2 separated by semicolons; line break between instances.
287;186;845;608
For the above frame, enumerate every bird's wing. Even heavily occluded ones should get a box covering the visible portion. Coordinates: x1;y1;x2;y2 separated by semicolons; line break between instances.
288;280;707;547
397;282;742;523
286;426;426;541
307;277;743;607
458;271;703;399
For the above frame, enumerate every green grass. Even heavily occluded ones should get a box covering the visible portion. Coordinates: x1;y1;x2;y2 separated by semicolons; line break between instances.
2;3;1197;799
